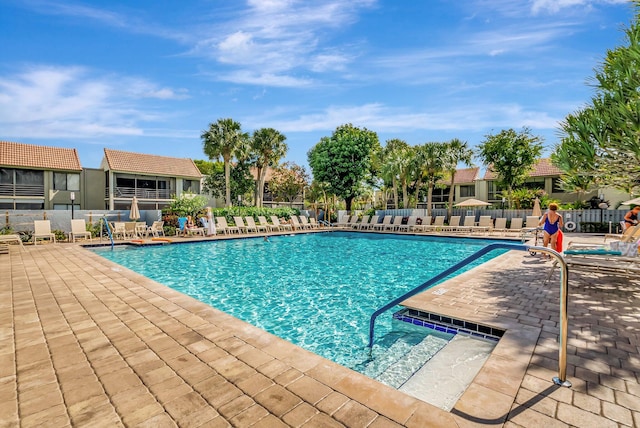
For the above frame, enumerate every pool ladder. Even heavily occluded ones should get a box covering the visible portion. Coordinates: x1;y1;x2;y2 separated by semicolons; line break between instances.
367;243;571;388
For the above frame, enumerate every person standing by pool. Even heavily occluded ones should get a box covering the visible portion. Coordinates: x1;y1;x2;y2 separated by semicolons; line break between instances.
206;207;216;236
539;203;563;255
623;205;640;230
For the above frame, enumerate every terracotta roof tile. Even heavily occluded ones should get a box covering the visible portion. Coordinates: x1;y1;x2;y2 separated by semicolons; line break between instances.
439;167;479;185
103;149;202;178
0;141;82;171
483;158;561;180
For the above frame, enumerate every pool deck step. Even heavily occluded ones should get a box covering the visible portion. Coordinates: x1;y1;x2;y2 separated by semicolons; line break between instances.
399;334;497;410
373;334;449;388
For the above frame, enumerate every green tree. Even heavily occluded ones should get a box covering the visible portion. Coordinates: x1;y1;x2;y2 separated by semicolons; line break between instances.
378;139;409;209
250;128;288;207
442;139;474;217
168;192;208;217
307;124;380;211
205;160;254;205
269;162;309;207
417;142;446;217
477;127;544;208
556;2;640;195
201;118;249;207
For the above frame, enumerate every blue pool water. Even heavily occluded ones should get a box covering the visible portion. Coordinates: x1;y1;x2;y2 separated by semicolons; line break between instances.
92;232;507;373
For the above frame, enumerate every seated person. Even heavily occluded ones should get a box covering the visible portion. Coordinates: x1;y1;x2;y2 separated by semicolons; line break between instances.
623;206;640;230
183;215;196;236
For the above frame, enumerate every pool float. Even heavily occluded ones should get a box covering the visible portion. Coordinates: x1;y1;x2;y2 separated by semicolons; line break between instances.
131;239;144;244
151;237;172;243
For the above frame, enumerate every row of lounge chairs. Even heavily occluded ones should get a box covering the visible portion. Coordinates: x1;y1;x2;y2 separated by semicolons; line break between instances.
214;215;323;235
335;214;541;236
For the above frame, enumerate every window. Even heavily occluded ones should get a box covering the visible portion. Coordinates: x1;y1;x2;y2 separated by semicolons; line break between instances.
552;178;566;193
459;185;475;197
53;172;80;190
137;179;156;189
523;178;545;190
183;179;199;193
15;169;43;185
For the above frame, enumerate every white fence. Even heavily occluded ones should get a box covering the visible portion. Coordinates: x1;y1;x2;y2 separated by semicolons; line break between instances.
338;208;627;234
1;210;162;234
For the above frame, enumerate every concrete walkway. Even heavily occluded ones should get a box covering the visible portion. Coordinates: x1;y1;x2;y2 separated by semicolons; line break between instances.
1;233;638;427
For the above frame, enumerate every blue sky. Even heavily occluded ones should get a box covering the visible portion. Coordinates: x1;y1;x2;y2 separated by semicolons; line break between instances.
0;0;633;171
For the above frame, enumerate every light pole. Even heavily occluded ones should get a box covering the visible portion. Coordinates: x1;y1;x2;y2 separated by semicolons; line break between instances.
501;197;506;218
70;192;75;219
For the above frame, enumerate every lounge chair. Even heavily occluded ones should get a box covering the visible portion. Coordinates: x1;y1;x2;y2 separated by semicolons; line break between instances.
506;218;523;236
69;219;92;242
386;216;403;231
567;224;640;251
0;234;24;248
246;216;266;233
397;216;418;232
604;223;640;243
33;220;56;245
290;215;305;231
491;218;508;235
233;216;250;234
148;221;165;237
420;216;445;233
111;222;127;240
309;218;322;229
216;217;239;234
346;216;359;228
258;216;279;232
335;215;351;227
362;215;379;230
374;215;392;231
299;216;315;229
472;216;493;234
270;216;292;231
353;215;370;230
441;216;461;233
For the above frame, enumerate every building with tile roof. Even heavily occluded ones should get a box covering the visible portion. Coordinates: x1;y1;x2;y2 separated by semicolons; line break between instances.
101;149;203;210
0;141;83;210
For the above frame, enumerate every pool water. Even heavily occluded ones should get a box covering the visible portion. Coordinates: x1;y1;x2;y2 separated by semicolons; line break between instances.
92;232;505;378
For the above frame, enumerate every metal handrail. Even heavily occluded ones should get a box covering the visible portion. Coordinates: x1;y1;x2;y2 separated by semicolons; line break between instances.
102;217;114;250
367;242;571;387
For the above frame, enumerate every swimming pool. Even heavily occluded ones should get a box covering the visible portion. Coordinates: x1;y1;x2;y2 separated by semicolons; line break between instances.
92;232;507;376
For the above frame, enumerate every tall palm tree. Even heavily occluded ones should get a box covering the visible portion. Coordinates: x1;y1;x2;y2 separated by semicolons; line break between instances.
251;128;288;207
420;142;446;217
380;139;409;209
442;139;474;217
201;118;249;207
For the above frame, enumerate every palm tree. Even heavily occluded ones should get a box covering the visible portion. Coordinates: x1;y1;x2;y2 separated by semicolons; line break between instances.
442;139;473;218
201;118;249;207
420;142;446;217
380;139;409;209
251;128;288;207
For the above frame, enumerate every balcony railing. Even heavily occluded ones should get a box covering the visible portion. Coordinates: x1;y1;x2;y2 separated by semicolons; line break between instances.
0;183;45;197
107;186;174;200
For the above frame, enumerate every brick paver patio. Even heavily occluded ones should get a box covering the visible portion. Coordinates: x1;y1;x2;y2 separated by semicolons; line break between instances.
1;232;638;427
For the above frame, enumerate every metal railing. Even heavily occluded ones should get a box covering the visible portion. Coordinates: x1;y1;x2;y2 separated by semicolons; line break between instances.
0;183;45;197
107;187;173;199
367;242;571;387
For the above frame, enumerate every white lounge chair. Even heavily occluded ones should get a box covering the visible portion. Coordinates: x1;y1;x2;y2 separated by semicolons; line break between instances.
420;216;445;233
491;218;508;235
299;216;315;229
290;215;306;231
271;216;292;231
233;216;250;234
353;215;370;230
69;219;92;242
374;215;392;231
506;218;523;236
0;234;24;248
148;221;165;237
441;216;461;233
259;216;279;232
217;217;239;234
245;216;266;233
33;220;56;245
472;216;493;234
386;216;403;231
397;216;418;232
362;215;379;230
309;218;322;229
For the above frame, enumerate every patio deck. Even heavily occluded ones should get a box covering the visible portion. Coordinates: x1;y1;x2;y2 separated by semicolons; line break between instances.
1;232;638;427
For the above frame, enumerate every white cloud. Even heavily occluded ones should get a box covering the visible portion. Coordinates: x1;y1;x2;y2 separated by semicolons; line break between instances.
254;103;560;134
531;0;628;14
0;65;186;139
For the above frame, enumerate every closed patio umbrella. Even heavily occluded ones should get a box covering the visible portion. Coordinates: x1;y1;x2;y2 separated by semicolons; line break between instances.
532;197;542;217
129;196;140;221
